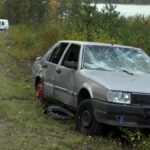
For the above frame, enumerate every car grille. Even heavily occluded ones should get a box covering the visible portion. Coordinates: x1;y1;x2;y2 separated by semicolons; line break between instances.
132;94;150;105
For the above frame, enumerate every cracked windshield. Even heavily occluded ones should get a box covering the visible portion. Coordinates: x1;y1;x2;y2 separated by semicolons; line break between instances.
83;45;150;74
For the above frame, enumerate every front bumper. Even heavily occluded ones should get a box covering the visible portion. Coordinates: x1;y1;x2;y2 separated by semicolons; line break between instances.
93;99;150;128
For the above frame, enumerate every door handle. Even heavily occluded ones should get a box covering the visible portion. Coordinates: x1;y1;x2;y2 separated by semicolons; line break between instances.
56;68;61;74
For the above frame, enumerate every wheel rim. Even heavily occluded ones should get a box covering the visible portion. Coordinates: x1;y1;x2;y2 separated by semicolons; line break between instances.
35;82;44;98
81;110;92;128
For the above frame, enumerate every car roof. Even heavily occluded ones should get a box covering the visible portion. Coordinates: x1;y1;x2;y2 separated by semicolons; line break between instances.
0;19;8;21
59;40;141;51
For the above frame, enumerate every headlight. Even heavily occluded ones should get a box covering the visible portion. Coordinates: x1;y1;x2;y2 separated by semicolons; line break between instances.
107;91;131;104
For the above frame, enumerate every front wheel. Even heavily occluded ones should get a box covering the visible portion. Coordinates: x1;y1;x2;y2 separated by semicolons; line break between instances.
76;99;104;135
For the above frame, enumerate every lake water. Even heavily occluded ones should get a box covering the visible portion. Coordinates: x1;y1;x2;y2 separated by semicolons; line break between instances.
96;4;150;17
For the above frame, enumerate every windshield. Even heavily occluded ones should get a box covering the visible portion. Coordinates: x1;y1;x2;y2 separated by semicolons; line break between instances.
83;45;150;74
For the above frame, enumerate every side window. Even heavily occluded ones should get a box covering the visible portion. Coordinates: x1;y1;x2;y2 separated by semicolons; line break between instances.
62;44;80;66
49;43;68;64
2;21;4;26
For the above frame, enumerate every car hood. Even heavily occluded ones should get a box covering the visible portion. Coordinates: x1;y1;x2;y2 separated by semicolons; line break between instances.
81;70;150;93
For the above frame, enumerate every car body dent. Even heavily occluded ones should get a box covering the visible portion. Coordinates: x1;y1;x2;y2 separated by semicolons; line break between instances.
72;70;108;107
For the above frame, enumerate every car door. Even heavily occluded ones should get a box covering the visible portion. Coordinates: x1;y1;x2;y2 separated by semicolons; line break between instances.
43;42;69;99
54;44;81;107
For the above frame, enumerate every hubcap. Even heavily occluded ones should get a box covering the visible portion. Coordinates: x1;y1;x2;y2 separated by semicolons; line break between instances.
81;110;92;128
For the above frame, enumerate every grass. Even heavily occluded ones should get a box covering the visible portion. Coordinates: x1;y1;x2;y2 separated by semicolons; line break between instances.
1;26;150;150
0;31;124;150
0;64;122;150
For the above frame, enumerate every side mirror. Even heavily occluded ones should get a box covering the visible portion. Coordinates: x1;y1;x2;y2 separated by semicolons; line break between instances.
64;61;78;70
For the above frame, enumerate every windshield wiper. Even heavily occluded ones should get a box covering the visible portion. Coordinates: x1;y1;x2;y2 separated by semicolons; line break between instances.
95;68;114;72
117;67;134;75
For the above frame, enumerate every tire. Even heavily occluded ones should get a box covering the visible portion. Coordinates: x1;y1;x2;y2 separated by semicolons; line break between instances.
76;99;104;135
35;80;44;103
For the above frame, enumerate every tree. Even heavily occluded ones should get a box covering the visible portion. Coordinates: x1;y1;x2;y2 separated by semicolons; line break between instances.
47;0;60;23
100;2;120;39
3;0;48;24
79;0;98;40
69;0;81;17
19;0;30;23
29;0;48;23
0;0;5;18
4;0;20;24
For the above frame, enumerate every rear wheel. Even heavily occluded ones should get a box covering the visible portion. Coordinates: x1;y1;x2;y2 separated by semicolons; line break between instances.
76;99;104;135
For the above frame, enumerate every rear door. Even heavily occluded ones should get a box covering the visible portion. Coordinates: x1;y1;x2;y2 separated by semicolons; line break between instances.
54;44;81;106
43;42;69;99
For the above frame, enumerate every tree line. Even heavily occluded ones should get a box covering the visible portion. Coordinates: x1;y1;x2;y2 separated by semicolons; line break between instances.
0;0;150;59
1;0;150;24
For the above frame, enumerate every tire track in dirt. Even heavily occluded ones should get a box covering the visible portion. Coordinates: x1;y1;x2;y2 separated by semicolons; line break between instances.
0;50;33;81
0;50;33;68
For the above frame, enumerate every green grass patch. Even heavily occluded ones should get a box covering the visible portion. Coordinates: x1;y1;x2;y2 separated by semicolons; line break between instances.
0;23;61;61
0;37;124;150
1;25;150;150
0;97;123;150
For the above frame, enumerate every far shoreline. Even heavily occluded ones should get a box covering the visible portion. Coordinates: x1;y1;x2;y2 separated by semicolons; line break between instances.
96;3;150;6
95;4;150;17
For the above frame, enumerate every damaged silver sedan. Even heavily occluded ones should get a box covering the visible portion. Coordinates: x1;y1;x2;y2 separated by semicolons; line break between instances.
32;40;150;134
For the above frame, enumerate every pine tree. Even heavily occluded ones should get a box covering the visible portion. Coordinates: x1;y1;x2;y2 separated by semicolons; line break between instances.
19;0;30;22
